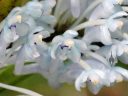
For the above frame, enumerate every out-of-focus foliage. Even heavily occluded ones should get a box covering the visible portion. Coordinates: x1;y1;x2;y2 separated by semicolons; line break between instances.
0;0;28;21
0;65;87;96
0;65;128;96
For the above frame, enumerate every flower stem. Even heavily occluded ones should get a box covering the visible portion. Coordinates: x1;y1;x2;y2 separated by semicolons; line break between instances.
71;19;106;31
54;0;63;19
70;0;103;28
79;59;91;70
0;83;43;96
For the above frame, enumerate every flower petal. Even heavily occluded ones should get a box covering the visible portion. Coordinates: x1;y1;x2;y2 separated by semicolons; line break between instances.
114;67;128;79
40;15;57;25
117;45;124;56
75;71;87;91
74;39;87;52
63;30;78;38
50;43;60;59
70;0;80;18
87;82;103;95
100;25;112;45
109;11;128;19
16;23;29;36
119;53;128;64
68;46;81;63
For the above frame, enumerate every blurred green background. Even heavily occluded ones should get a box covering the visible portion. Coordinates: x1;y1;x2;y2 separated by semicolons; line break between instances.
0;65;128;96
0;0;128;96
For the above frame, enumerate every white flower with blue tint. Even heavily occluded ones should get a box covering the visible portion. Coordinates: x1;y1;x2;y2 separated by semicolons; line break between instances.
106;66;128;85
83;11;127;45
96;40;128;65
75;58;110;94
75;58;128;94
50;30;87;63
75;70;106;91
0;0;128;95
89;0;123;20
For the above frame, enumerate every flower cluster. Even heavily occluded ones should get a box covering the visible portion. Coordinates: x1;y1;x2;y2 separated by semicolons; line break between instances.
0;0;128;95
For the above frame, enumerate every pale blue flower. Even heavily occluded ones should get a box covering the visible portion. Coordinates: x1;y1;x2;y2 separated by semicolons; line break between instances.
89;0;123;20
54;0;94;19
75;58;128;94
106;66;128;84
50;30;87;63
1;0;128;95
83;11;127;45
75;59;109;94
96;40;128;65
58;63;83;84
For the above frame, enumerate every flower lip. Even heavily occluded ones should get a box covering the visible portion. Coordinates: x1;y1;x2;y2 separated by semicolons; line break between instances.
63;39;75;48
88;75;100;85
117;21;124;29
9;25;16;29
16;15;22;23
60;45;69;50
34;34;43;44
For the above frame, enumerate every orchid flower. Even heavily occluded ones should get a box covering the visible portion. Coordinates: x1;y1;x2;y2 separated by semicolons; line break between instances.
75;59;109;94
89;0;123;20
0;0;128;95
96;40;128;65
75;58;128;94
50;30;87;63
83;11;127;45
107;66;128;84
